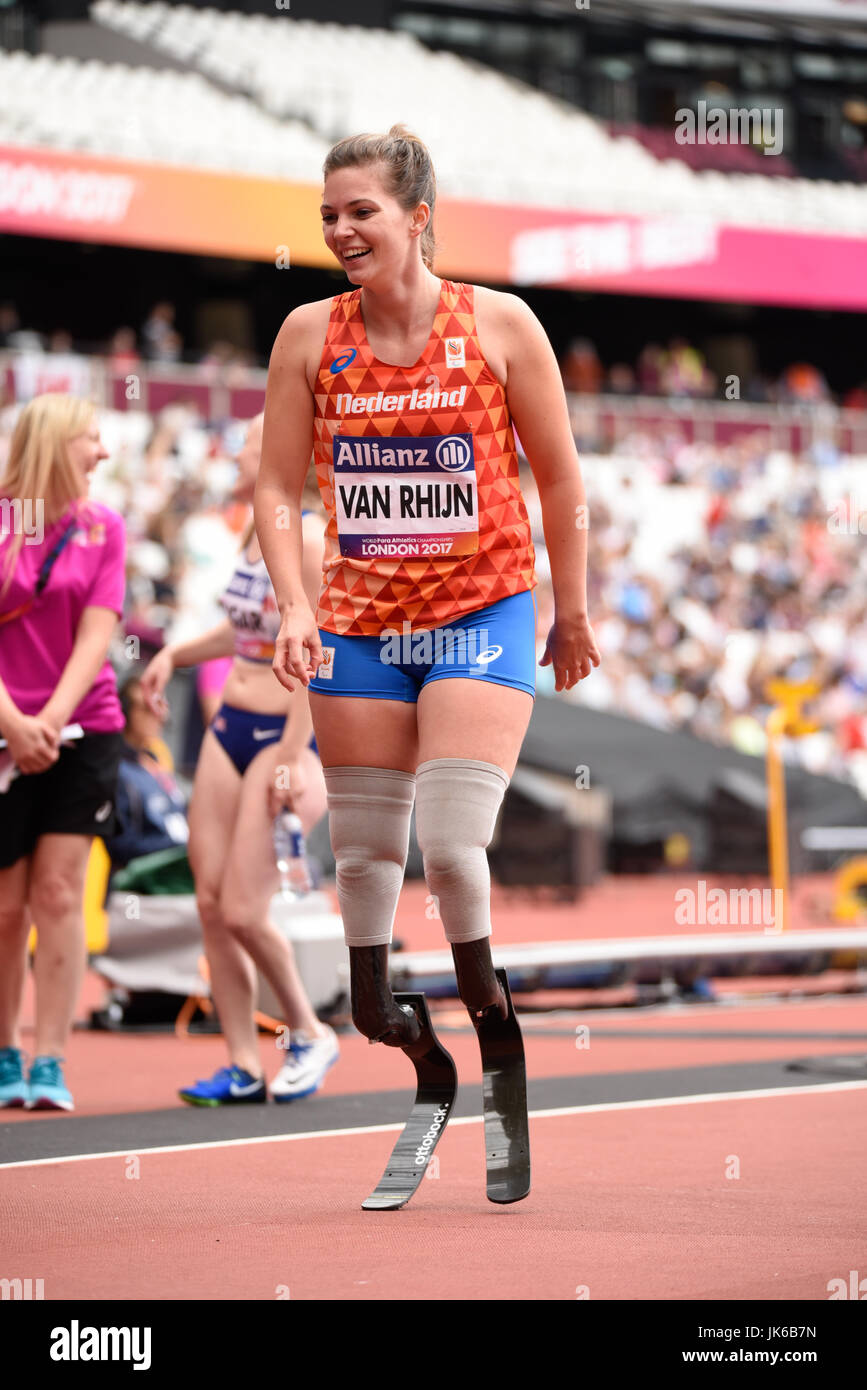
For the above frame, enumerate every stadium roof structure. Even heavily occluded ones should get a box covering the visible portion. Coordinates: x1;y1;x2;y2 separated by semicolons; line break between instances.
441;0;867;37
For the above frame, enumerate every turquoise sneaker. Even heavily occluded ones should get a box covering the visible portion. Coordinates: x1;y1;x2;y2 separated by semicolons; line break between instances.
26;1055;74;1111
0;1046;28;1108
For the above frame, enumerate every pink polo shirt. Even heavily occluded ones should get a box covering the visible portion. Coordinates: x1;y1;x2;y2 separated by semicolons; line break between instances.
0;500;126;733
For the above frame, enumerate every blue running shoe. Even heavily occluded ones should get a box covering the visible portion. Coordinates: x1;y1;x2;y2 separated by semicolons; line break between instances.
0;1046;28;1108
179;1065;267;1107
26;1055;74;1111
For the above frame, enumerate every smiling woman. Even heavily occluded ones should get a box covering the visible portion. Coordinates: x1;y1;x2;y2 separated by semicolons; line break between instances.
255;122;600;1207
0;394;127;1114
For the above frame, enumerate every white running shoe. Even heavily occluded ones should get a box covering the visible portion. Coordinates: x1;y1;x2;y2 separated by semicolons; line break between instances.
269;1025;340;1102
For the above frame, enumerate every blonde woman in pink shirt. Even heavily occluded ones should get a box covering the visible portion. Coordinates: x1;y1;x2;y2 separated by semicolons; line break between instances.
0;394;126;1112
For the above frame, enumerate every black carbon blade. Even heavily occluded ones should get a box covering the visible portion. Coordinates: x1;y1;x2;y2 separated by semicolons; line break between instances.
471;968;531;1204
361;993;457;1211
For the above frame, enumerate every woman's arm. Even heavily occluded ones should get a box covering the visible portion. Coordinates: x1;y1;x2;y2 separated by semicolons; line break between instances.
0;674;25;737
265;509;325;816
496;293;601;690
168;620;236;669
300;508;326;612
0;674;59;771
274;512;325;762
255;304;324;691
40;605;119;731
140;619;235;714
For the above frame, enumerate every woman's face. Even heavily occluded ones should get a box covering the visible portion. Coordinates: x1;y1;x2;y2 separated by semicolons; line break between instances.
66;418;109;496
320;163;427;283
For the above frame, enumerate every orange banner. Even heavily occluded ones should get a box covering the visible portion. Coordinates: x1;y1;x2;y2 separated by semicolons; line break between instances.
0;144;328;265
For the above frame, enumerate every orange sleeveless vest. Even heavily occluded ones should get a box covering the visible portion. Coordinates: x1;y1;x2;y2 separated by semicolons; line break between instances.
312;278;536;636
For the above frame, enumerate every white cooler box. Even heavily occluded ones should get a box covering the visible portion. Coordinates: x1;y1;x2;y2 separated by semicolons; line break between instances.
257;889;348;1016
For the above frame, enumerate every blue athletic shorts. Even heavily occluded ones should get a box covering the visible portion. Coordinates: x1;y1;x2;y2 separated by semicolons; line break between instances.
210;704;318;774
308;590;537;703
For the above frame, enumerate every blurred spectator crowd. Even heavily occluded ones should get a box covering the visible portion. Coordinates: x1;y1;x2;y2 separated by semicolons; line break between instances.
2;300;866;408
560;335;867;409
1;312;865;794
523;423;867;792
0;301;257;389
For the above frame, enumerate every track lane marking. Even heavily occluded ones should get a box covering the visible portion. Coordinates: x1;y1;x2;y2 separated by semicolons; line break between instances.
2;1078;866;1170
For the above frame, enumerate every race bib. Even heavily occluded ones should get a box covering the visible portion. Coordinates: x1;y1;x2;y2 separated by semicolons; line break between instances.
332;432;479;560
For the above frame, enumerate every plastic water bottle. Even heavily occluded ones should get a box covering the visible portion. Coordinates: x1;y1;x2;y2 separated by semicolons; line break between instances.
273;810;312;901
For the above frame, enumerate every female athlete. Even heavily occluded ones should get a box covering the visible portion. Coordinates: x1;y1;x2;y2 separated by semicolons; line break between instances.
255;124;599;1060
142;414;339;1104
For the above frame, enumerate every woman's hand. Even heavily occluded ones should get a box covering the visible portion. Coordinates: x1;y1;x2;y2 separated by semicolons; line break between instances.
272;604;323;693
4;714;61;774
539;613;601;692
266;751;307;819
140;647;174;715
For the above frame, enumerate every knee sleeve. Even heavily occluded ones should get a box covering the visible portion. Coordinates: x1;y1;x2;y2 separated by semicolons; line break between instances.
414;758;509;945
324;766;415;948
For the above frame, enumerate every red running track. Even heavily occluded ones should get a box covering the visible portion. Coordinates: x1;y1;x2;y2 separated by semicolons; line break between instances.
2;1083;866;1300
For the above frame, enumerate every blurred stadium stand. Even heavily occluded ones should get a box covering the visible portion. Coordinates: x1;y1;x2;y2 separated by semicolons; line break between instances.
0;2;864;233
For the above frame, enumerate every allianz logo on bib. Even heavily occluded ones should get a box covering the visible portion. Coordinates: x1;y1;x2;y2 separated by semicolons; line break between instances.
334;433;473;473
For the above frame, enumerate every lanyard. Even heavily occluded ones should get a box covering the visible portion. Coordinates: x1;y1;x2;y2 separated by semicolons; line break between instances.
0;516;79;628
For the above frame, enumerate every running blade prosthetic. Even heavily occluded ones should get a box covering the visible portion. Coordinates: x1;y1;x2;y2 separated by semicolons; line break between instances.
470;968;531;1204
361;993;457;1211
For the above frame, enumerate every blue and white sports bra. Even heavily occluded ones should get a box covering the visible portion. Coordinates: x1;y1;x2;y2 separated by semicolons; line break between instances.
218;512;313;665
219;550;280;664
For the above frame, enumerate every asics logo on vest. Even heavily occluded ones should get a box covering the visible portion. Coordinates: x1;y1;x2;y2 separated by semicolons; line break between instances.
329;349;357;373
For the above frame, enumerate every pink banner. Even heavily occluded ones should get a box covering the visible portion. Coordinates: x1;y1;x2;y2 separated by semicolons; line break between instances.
436;204;867;311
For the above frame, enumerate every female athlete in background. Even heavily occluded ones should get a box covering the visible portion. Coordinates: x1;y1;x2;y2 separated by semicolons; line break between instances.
142;413;338;1104
255;125;599;1063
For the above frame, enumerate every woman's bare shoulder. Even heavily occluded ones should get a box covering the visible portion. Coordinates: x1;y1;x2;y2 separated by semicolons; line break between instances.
271;294;341;387
274;295;335;346
471;283;536;329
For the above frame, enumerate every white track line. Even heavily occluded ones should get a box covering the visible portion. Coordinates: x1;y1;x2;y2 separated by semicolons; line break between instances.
1;1079;865;1171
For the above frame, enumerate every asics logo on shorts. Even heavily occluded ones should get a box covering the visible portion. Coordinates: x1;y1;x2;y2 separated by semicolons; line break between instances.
252;728;281;741
94;801;113;822
473;645;503;664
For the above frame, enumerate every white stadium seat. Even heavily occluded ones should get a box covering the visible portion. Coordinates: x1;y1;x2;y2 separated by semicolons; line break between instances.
0;1;864;235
